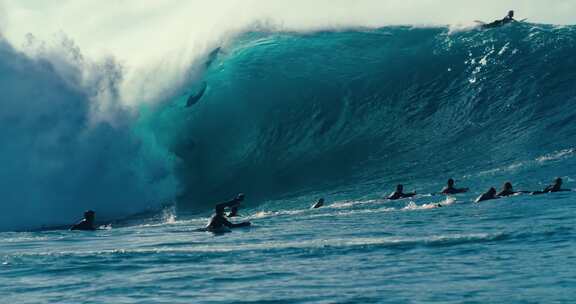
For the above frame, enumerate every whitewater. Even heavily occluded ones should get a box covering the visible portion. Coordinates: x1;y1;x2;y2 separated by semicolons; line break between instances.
1;20;576;303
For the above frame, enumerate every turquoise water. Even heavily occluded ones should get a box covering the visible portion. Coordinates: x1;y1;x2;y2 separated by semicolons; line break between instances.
2;23;576;302
1;187;575;303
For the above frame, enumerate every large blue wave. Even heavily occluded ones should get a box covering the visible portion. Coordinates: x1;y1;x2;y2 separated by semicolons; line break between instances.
2;23;576;230
146;24;576;209
0;36;178;231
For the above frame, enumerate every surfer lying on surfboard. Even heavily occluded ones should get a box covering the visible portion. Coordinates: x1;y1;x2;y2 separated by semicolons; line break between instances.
388;184;416;200
478;10;523;29
441;178;469;195
70;210;96;231
532;178;571;195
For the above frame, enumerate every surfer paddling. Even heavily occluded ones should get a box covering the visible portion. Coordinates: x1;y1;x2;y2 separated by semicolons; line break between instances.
388;184;416;200
441;178;469;195
532;178;571;195
481;10;519;29
475;187;498;203
70;210;96;231
311;198;325;209
205;193;251;232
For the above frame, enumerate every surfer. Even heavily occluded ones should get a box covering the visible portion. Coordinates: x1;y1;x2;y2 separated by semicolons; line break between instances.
497;182;518;197
482;10;516;29
388;184;416;200
475;187;498;203
206;205;251;232
70;210;96;231
311;198;325;209
532;178;571;195
441;178;469;195
186;81;207;107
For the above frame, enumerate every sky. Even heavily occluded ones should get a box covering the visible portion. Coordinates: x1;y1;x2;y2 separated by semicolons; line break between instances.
1;0;575;65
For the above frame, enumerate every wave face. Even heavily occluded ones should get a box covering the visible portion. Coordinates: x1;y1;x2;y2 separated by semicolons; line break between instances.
3;23;576;230
0;38;178;231
147;24;576;208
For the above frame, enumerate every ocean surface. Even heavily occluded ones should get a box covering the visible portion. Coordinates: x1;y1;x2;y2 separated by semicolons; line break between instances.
1;23;576;303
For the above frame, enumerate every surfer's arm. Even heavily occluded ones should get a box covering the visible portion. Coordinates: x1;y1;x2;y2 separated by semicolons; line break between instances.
215;199;240;211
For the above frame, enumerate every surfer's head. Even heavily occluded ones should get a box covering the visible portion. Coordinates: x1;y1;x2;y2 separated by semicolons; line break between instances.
488;187;497;196
447;178;455;187
216;205;226;216
396;184;404;192
555;177;563;186
503;182;513;191
508;10;514;18
84;210;95;221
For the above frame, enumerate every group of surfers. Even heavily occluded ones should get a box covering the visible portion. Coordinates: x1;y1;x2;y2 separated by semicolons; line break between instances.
71;177;570;232
70;11;530;232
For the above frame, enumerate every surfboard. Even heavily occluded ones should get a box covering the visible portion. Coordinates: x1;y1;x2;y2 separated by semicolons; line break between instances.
476;18;528;29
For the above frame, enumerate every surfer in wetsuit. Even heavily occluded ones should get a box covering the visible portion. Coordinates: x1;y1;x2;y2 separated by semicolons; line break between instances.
532;178;571;195
441;178;469;195
206;193;251;232
497;182;517;197
311;198;325;209
70;210;96;231
388;184;416;200
483;10;516;28
206;205;251;232
476;187;498;203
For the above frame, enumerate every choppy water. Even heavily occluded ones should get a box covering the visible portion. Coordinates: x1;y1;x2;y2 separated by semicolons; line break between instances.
2;22;576;303
1;189;575;303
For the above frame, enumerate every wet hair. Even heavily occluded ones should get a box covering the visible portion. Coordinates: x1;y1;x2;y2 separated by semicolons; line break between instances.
508;10;514;17
448;178;455;186
555;177;563;184
488;187;497;195
504;182;513;190
84;210;95;219
216;206;225;215
318;198;325;203
396;184;404;191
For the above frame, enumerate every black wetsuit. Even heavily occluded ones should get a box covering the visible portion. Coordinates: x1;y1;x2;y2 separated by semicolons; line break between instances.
484;16;515;28
388;192;416;200
207;214;234;231
206;213;250;231
533;184;570;195
312;202;323;209
70;219;95;231
476;192;498;203
497;189;516;197
441;187;468;195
